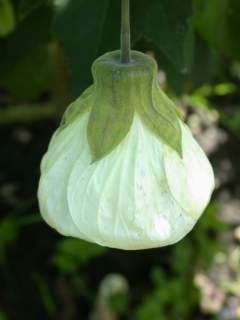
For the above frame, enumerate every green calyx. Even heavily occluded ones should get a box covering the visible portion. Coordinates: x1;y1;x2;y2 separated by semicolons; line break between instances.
87;50;182;161
60;85;93;130
58;50;182;161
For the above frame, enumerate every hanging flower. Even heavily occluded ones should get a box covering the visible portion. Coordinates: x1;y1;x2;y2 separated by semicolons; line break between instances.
38;51;214;250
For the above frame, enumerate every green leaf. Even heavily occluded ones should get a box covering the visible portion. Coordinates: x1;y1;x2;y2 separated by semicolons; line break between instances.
190;35;216;88
0;0;15;37
155;48;187;95
0;48;55;101
194;0;240;59
132;0;194;73
17;0;47;20
54;0;110;97
0;4;53;76
97;1;121;54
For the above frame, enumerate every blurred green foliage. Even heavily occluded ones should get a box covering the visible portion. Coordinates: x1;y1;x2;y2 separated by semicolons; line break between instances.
0;214;41;262
0;0;240;319
0;48;55;101
194;0;240;59
0;0;239;102
135;204;228;320
0;311;8;320
53;238;107;274
0;0;15;37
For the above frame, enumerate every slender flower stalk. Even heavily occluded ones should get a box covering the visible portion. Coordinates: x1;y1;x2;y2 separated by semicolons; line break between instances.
121;0;131;63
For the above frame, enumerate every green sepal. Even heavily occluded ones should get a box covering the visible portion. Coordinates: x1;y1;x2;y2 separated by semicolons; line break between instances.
87;52;136;162
136;76;182;157
60;85;94;130
87;51;182;161
154;84;182;156
0;0;15;37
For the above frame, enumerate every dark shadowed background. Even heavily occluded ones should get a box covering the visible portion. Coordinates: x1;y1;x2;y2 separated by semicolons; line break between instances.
0;0;240;319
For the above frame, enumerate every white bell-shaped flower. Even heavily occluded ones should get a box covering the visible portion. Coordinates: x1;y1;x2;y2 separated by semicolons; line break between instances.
38;51;214;250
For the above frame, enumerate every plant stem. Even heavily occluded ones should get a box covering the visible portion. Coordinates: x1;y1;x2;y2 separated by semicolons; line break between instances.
121;0;131;63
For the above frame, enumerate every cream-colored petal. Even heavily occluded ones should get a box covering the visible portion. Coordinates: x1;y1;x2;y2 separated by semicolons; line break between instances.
38;112;92;239
67;116;139;247
164;121;215;220
67;115;196;250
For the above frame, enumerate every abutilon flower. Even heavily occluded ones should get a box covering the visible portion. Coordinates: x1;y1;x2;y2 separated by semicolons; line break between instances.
38;50;214;250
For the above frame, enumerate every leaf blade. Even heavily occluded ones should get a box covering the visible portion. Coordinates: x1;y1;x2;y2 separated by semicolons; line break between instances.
132;0;194;73
54;0;110;97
